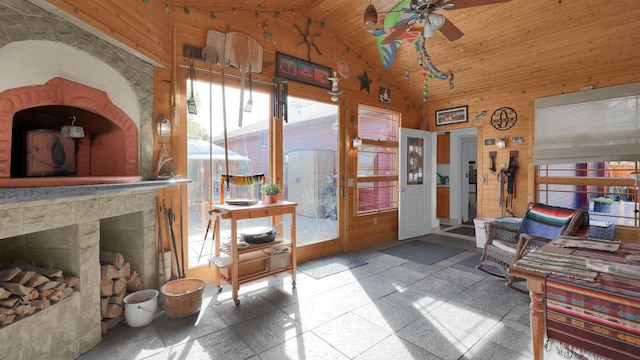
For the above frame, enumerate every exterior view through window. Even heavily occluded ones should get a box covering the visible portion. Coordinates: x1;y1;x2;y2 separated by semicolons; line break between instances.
185;81;339;267
537;161;640;226
356;105;399;214
186;77;272;267
283;97;339;246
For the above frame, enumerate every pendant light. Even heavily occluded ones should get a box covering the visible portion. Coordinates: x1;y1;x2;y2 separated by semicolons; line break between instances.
364;2;377;27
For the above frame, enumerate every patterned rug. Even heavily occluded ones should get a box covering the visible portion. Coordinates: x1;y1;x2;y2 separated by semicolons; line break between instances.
298;254;368;279
379;241;464;266
444;225;476;237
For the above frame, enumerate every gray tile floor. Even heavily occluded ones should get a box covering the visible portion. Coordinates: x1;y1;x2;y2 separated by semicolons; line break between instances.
79;232;567;360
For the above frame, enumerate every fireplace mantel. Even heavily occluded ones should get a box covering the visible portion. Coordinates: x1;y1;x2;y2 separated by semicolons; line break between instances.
0;178;190;205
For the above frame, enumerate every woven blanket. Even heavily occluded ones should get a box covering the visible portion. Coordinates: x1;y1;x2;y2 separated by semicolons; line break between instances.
512;250;598;281
552;236;621;252
546;276;640;360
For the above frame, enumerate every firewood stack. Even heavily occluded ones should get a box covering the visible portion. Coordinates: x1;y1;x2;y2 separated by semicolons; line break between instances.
99;251;145;334
0;260;79;327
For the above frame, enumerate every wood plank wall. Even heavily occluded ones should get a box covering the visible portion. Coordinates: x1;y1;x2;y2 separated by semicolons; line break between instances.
44;0;639;262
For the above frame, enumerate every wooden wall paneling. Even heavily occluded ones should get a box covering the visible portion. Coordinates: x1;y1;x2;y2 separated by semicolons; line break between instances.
45;0;171;67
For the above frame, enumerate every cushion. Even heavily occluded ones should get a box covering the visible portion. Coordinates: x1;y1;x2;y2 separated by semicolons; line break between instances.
516;203;578;241
493;240;518;255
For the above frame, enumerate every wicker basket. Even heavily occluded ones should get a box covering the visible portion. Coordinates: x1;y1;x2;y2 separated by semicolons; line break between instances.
160;278;205;319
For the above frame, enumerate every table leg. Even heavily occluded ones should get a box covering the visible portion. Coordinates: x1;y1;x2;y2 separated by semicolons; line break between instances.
526;277;546;360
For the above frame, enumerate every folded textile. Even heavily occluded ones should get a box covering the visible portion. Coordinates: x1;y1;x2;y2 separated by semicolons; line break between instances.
512;250;598;281
552;236;621;252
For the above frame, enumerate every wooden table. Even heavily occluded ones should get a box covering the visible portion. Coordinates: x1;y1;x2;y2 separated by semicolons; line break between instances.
509;241;640;360
508;259;549;360
210;201;297;305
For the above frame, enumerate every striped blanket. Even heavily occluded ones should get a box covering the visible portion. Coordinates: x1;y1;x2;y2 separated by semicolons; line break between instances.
516;203;589;244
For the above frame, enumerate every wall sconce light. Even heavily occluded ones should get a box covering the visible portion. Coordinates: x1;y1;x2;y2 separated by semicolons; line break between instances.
496;137;506;149
352;136;363;150
272;77;289;122
156;116;172;137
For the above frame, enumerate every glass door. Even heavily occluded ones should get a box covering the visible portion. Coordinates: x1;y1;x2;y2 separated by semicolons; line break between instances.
283;97;339;246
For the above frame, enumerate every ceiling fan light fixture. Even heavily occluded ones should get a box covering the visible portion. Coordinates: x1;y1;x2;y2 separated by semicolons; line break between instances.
364;4;378;27
423;23;437;38
429;13;446;29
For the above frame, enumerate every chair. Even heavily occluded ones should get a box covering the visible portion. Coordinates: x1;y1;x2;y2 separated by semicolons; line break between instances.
477;202;589;291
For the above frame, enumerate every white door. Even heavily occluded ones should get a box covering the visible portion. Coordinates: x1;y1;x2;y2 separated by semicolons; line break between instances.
399;128;434;240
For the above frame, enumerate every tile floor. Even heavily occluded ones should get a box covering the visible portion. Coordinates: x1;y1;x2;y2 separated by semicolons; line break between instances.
79;232;567;360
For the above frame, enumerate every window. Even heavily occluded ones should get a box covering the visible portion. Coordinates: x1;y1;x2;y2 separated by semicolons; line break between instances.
537;161;639;226
186;76;272;267
356;105;399;214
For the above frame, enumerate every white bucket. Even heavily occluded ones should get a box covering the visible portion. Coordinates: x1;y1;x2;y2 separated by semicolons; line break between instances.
123;289;158;327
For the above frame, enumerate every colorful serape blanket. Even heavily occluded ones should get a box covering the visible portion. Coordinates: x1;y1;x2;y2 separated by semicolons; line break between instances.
552;236;621;252
512;249;598;281
545;243;640;360
517;203;578;240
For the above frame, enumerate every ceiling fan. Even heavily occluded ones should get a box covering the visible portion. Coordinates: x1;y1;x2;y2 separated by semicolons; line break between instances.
380;0;511;45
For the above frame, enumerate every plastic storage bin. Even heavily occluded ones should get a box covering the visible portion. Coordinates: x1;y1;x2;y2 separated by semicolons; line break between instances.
473;217;495;248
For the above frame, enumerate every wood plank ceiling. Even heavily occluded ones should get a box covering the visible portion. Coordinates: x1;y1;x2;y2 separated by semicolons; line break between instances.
162;0;640;104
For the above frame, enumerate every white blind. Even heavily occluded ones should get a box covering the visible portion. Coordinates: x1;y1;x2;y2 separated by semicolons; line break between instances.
534;83;640;164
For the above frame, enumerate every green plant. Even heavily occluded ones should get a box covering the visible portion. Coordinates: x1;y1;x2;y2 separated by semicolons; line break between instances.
261;183;281;196
592;196;613;205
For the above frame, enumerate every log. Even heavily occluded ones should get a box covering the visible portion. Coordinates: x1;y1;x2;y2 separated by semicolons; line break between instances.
62;287;75;298
0;266;21;282
126;271;142;292
101;297;108;316
100;279;114;297
38;289;53;298
0;287;9;300
0;307;15;315
101;314;124;334
100;251;124;269
37;281;60;291
24;274;49;288
13;304;34;317
0;282;32;296
109;294;124;306
0;296;19;308
102;303;123;318
29;288;39;301
112;278;127;296
12;260;62;278
118;262;131;279
100;265;119;280
32;298;50;311
64;275;80;288
0;313;15;326
10;270;35;286
49;290;64;303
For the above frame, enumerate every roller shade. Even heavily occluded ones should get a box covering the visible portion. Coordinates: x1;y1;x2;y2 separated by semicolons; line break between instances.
534;83;640;165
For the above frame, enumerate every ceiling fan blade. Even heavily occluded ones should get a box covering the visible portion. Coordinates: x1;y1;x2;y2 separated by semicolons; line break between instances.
439;17;464;41
443;0;510;10
381;21;414;45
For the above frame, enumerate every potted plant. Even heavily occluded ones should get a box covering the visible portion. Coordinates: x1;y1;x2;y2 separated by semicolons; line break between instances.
592;196;613;213
261;183;281;204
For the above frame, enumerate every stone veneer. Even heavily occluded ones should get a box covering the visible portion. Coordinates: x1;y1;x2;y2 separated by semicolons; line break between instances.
0;189;158;359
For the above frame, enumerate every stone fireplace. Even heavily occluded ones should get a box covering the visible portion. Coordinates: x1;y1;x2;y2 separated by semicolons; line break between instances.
0;1;172;358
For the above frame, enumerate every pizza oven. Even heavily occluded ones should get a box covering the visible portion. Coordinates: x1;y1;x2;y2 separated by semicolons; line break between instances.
0;77;141;187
